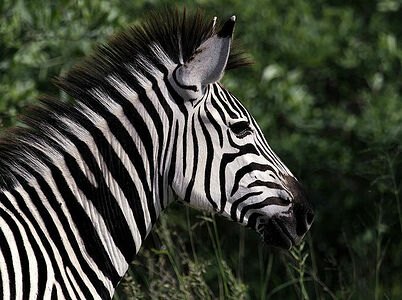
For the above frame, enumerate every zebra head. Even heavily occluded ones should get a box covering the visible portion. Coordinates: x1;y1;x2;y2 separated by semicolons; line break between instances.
168;16;314;249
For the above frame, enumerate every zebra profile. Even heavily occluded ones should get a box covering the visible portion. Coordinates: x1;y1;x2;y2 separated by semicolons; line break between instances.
0;9;314;299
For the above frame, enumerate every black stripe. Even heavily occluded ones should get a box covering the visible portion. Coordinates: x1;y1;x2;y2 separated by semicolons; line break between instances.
254;143;276;168
162;68;189;175
78;87;157;225
231;163;277;197
247;180;284;191
222;87;249;118
8;183;73;300
42;100;145;280
54;110;149;244
0;212;16;299
143;72;173;124
168;121;179;187
217;131;259;213
249;118;285;172
213;84;238;119
219;151;241;214
182;117;188;176
210;91;227;125
143;72;173;168
101;82;155;180
205;93;224;148
67;77;156;207
230;191;263;221
240;197;290;223
3;205;40;298
0;209;31;297
118;69;168;220
62;141;138;261
147;75;173;209
0;193;48;299
16;177;81;299
46;163;121;286
51;285;58;299
0;252;2;297
198;109;218;210
184;115;198;203
16;174;95;299
20;163;108;299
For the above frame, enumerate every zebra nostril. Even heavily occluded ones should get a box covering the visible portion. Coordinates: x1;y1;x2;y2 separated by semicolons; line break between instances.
306;210;314;226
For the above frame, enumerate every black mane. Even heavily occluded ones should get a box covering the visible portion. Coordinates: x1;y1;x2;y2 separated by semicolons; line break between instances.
55;8;250;96
0;8;250;189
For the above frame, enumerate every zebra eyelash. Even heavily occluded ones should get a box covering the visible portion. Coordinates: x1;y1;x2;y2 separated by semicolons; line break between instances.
229;120;252;138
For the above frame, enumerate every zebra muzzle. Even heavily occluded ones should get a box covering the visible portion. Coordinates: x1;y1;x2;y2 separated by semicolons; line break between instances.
260;217;295;250
259;203;314;250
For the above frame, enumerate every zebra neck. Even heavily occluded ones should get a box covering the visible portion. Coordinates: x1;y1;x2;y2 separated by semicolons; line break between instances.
56;73;174;291
0;68;175;298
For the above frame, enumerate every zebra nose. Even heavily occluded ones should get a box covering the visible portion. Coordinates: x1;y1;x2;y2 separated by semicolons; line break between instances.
294;203;314;236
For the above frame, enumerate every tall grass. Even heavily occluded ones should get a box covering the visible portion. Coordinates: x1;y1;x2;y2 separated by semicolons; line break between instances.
114;210;248;299
114;187;401;299
114;209;342;299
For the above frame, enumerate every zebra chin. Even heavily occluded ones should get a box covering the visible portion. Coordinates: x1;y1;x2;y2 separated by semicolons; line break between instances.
258;216;299;250
256;203;315;250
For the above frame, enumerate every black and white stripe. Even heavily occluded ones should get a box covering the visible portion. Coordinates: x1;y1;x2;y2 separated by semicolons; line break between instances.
0;9;313;299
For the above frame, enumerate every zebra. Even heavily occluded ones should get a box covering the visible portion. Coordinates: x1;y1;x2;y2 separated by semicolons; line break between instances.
0;9;314;299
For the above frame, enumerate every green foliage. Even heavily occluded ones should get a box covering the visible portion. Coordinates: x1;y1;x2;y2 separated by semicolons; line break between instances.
1;0;401;299
115;213;248;299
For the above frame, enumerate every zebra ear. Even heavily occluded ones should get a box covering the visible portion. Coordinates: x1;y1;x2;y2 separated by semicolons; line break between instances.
173;16;235;99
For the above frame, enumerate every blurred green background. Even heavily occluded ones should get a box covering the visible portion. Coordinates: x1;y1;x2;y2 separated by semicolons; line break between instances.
1;0;401;299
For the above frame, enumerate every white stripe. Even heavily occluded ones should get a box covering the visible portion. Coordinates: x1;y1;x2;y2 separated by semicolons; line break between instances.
120;68;172;209
55;154;128;277
12;186;78;300
148;43;176;72
0;215;22;300
90;86;152;188
0;202;39;300
59;112;142;252
43;168;114;296
19;130;113;292
77;102;153;235
106;75;159;192
2;191;55;299
103;75;167;213
28;175;101;297
149;71;175;208
66;267;85;299
54;281;66;300
31;127;99;189
0;245;10;300
243;205;289;223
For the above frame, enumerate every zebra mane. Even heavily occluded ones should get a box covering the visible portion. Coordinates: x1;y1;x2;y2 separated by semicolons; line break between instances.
0;8;250;189
54;7;250;96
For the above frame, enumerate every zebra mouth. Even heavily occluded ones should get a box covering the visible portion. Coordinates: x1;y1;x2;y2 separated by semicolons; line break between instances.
261;218;295;250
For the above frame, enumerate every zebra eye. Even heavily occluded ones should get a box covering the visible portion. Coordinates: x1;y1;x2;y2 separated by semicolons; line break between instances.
230;121;252;137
